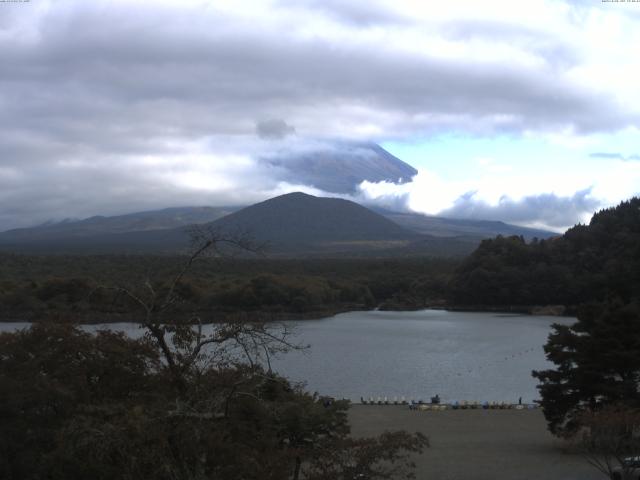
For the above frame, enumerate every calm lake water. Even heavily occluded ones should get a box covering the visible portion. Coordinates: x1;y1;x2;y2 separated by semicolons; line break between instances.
271;309;574;403
0;309;574;403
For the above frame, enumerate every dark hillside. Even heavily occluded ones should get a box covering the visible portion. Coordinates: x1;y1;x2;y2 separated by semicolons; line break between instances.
210;192;415;246
449;197;640;308
0;193;475;257
0;206;234;242
0;194;417;255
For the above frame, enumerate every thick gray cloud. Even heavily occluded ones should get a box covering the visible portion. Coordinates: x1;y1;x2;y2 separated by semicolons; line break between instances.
1;0;633;157
439;189;600;228
0;1;637;230
256;119;296;139
0;147;287;230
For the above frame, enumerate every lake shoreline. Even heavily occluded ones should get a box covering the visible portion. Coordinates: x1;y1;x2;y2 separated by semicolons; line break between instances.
0;305;369;324
440;303;576;317
0;303;575;324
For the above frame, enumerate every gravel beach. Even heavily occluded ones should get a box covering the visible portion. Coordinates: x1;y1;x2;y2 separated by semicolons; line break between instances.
348;405;603;480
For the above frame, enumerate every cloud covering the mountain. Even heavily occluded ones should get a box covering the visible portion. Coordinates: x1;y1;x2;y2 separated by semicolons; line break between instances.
1;0;639;230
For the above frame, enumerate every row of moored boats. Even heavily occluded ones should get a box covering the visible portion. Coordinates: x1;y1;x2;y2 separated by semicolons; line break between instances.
360;396;537;409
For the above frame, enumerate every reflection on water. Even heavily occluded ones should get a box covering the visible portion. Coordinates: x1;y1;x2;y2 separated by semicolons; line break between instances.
0;309;574;403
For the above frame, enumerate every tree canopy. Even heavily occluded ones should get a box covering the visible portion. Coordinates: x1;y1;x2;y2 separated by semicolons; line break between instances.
532;301;640;436
450;197;640;308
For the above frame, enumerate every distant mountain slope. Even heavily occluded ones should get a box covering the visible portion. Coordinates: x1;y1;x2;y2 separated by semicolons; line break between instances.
209;192;415;247
262;142;417;193
200;192;478;257
0;193;475;256
0;206;235;243
377;210;557;240
0;193;558;257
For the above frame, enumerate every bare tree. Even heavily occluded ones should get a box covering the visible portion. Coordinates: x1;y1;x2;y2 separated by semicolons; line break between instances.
83;225;428;479
97;225;299;391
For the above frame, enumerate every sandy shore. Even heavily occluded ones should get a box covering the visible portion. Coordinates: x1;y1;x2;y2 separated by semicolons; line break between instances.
348;405;602;480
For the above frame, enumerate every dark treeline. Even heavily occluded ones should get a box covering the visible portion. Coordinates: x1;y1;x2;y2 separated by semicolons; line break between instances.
445;197;640;447
450;198;640;309
0;256;456;322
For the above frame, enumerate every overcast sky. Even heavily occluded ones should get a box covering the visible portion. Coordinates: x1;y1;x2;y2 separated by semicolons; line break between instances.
1;0;639;231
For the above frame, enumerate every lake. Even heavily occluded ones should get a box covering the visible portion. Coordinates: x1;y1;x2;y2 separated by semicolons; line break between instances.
0;309;573;403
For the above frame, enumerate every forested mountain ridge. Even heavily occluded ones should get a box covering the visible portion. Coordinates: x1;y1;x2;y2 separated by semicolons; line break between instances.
209;192;415;244
449;197;640;308
0;207;236;242
0;194;417;255
198;192;481;256
0;193;474;257
0;193;555;255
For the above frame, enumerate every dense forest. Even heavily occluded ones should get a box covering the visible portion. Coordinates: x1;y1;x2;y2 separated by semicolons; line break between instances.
0;256;455;323
450;198;640;310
